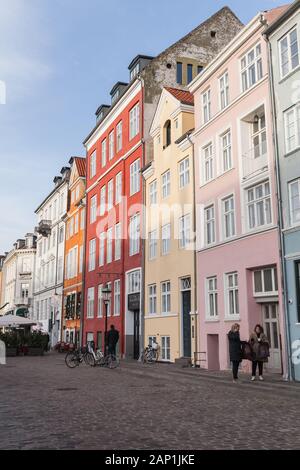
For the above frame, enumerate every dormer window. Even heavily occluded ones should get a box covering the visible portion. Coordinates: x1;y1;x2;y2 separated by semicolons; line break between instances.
111;89;120;104
130;63;140;81
164;120;171;148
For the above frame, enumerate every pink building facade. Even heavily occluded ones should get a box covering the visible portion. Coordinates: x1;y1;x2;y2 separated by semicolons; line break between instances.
190;8;288;375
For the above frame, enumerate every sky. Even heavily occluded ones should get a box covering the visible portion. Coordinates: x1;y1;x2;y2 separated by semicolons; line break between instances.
0;0;286;253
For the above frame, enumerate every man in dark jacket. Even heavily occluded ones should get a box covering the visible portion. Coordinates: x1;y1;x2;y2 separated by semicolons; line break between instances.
107;325;119;356
228;323;242;382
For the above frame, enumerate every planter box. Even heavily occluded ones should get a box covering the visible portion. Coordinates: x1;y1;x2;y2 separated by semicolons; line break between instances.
6;348;18;357
28;348;44;356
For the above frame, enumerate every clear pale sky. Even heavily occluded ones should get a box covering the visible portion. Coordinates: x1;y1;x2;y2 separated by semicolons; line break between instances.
0;0;286;253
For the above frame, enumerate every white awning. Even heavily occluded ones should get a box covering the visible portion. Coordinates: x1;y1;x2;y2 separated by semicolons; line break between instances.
0;314;36;327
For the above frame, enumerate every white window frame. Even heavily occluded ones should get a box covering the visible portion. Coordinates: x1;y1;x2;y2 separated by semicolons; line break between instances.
107;179;114;210
90;195;97;224
240;42;263;92
162;170;171;199
221;130;232;172
97;284;103;318
101;139;107;167
161;336;171;361
130;159;140;196
109;130;114;161
204;205;215;246
179;214;191;249
90;150;96;179
100;186;106;216
219;71;229;110
284;103;300;154
115;172;122;204
225;272;239;318
99;232;105;267
129;213;140;256
114;279;121;316
115;223;122;261
289;178;300;226
87;287;95;319
202;143;214;184
116;121;123;152
246;181;272;230
129;103;140;140
253;267;278;297
107;228;113;264
149;180;157;205
279;27;299;78
202;88;211;123
162;223;171;256
161;281;171;315
148;284;157;315
179;157;190;189
149;230;158;260
88;239;96;272
222;195;235;239
206;277;218;319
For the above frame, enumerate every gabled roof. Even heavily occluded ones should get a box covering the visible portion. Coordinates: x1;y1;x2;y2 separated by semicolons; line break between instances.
69;157;86;177
263;4;290;26
165;87;194;105
265;2;296;36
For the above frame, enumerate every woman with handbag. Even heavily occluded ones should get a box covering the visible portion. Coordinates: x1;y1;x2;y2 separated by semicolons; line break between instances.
249;324;269;381
228;323;242;383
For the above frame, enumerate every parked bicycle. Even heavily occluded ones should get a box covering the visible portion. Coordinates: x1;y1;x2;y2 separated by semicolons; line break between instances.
87;342;120;369
65;346;94;368
142;340;159;364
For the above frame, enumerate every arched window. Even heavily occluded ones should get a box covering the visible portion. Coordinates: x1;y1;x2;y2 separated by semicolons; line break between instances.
164;120;171;148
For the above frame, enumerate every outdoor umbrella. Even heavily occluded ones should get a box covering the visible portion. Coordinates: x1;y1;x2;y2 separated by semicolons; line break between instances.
0;315;37;328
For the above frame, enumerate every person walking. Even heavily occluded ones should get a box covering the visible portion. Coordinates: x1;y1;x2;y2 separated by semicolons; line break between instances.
249;324;269;381
107;325;119;356
228;323;242;383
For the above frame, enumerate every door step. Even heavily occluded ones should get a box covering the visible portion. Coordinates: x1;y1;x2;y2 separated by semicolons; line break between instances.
175;357;192;368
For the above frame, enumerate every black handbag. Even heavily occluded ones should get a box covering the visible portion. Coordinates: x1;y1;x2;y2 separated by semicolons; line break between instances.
241;341;253;361
258;342;270;360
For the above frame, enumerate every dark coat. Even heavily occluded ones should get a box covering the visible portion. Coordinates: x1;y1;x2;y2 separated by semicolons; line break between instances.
249;332;269;363
228;331;242;362
107;329;119;346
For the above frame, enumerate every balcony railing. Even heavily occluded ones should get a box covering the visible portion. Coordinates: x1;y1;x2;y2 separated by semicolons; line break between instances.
35;220;52;237
242;142;268;180
15;297;31;306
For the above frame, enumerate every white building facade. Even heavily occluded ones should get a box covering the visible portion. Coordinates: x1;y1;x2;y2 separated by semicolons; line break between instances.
1;234;37;317
33;167;70;346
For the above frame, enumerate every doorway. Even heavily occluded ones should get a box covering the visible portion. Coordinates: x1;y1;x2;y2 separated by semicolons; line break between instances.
262;303;281;372
207;334;220;370
181;278;191;358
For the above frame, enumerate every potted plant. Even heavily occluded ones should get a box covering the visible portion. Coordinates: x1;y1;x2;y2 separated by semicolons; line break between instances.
26;332;45;356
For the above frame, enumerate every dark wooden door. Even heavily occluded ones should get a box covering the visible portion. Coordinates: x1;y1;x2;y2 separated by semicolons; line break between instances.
133;310;140;360
182;291;191;358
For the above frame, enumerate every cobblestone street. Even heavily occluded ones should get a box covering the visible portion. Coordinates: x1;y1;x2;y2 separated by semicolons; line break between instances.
1;353;300;450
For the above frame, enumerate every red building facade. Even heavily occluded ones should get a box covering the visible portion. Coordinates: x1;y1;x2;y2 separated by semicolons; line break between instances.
83;79;144;359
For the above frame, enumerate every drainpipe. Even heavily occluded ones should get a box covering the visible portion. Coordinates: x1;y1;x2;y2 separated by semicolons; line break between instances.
187;132;198;366
80;164;88;348
265;35;293;381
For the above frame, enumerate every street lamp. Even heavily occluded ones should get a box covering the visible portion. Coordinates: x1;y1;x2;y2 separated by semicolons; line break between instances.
102;284;112;355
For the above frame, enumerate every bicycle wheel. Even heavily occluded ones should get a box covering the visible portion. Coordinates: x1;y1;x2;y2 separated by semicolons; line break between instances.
106;354;119;369
65;352;79;368
84;352;95;367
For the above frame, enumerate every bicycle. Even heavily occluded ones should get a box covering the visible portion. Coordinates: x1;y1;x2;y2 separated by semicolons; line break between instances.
142;344;159;364
65;347;94;368
87;342;120;369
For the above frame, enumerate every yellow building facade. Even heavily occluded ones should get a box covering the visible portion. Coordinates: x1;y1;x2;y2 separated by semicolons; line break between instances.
143;87;197;363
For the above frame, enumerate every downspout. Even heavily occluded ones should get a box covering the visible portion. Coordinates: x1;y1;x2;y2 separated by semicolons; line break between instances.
80;158;88;348
137;74;145;360
265;34;293;380
187;133;198;366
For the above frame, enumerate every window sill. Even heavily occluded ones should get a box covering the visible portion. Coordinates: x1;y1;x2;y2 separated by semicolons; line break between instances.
224;316;240;322
205;317;220;323
284;147;300;159
279;64;300;85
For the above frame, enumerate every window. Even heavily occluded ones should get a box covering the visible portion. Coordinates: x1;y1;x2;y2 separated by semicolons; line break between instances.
162;170;171;199
87;288;95;318
219;71;229;109
129;103;140;139
97;285;103;318
107;228;113;264
176;62;183;84
69;217;74;238
197;65;204;75
161;336;171;361
90;150;96;178
149;230;158;260
187;64;193;84
279;28;299;78
179;158;190;188
89;239;96;271
129;213;140;256
203;143;213;183
128;270;141;294
253;267;278;295
116;121;123;152
22;258;31;273
162;223;171;255
202;89;211;123
130;159;140;196
66;246;78;279
225;272;239;317
101;139;107;167
222;196;235;239
206;277;218;318
221;131;232;172
109;131;114;160
241;43;263;92
114;280;121;316
179;214;191;249
247;181;271;230
21;283;29;300
164;120;171;148
161;281;171;314
148;284;157;315
115;172;122;204
289;179;300;225
296;262;300;322
79;209;84;231
205;205;215;245
53;199;57;221
100;186;106;215
71;191;75;205
90;195;97;223
99;233;105;267
58;257;63;283
284;104;300;153
115;223;121;260
252;114;267;158
108;180;114;210
149;180;157;205
75;185;80;201
130;63;140;81
79;245;83;273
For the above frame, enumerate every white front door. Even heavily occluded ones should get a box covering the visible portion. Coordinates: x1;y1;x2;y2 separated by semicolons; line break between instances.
262;303;281;372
